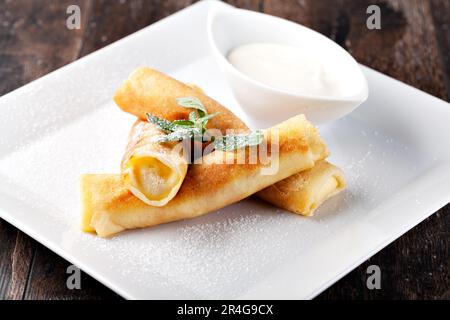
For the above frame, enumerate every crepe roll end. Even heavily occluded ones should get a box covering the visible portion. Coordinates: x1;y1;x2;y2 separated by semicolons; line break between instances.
80;174;96;233
122;151;187;207
80;174;126;237
257;160;346;216
304;164;346;215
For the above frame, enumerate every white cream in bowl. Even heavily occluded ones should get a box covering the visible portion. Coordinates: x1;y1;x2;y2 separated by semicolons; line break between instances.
228;43;354;98
207;2;368;126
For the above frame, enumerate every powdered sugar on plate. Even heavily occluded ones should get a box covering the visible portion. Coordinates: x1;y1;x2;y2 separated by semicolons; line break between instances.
0;74;425;299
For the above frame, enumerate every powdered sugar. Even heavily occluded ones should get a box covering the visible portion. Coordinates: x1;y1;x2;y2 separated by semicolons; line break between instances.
0;55;441;298
0;84;425;298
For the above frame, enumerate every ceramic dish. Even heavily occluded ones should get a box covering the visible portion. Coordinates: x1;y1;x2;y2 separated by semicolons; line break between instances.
0;0;449;299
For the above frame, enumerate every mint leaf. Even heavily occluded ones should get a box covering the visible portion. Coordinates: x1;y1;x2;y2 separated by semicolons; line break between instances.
147;99;222;145
198;112;221;127
213;130;264;151
155;127;202;143
172;119;195;127
188;111;198;122
146;113;177;133
176;97;207;117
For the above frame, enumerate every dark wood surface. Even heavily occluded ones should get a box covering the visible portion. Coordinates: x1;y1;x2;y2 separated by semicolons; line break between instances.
0;0;448;300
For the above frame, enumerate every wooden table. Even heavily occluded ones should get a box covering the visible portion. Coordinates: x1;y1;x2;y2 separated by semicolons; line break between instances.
0;0;448;300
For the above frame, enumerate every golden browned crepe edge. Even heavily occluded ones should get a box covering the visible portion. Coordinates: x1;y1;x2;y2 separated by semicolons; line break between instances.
112;66;346;215
257;160;346;216
82;115;329;237
113;67;248;132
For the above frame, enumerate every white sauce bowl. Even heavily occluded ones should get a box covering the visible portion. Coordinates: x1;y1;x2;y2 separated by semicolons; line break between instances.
207;1;369;127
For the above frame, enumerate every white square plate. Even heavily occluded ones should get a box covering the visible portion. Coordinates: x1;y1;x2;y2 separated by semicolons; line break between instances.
0;1;449;299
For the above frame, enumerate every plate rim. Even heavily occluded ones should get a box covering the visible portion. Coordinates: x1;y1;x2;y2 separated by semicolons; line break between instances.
0;0;449;300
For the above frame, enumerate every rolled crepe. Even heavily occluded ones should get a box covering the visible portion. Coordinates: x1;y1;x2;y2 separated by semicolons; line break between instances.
121;120;188;206
257;160;345;215
81;115;328;237
113;67;248;133
113;67;346;216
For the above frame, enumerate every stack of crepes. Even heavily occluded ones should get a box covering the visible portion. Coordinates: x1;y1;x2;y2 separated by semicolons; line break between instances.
81;67;346;237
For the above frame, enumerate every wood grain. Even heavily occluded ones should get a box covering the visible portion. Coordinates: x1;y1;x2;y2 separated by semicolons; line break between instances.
430;0;450;100
0;221;34;300
24;245;120;300
0;0;91;301
264;0;448;99
0;0;448;300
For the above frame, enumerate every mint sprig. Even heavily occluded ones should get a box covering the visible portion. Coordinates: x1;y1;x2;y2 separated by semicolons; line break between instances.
155;127;202;143
146;114;179;133
176;97;207;117
147;97;218;142
146;97;264;151
213;130;264;152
